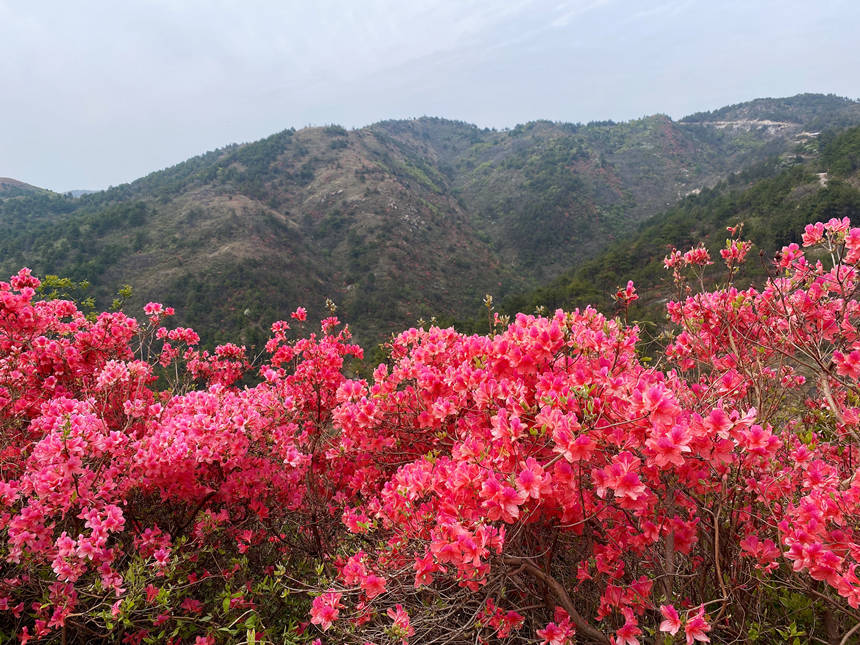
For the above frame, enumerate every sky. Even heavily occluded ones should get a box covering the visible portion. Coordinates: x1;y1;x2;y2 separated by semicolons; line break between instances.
1;0;859;192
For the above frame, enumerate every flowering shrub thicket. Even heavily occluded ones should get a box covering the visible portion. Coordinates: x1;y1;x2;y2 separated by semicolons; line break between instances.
2;218;860;643
0;279;362;643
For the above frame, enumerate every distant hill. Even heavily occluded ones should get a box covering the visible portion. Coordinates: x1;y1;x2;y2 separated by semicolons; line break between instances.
0;177;43;196
2;93;860;346
681;93;860;129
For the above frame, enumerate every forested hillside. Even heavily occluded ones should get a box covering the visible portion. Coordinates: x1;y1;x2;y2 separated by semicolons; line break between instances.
504;124;860;327
2;93;860;345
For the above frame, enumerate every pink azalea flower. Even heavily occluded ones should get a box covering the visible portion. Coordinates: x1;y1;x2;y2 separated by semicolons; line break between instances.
685;606;711;644
310;592;342;632
659;604;681;635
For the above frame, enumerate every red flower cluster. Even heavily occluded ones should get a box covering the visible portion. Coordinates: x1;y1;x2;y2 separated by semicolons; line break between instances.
2;217;860;642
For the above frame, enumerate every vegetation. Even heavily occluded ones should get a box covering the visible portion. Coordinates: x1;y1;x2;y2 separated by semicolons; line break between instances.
2;94;860;349
4;214;860;642
681;92;860;129
504;126;860;328
4;94;860;643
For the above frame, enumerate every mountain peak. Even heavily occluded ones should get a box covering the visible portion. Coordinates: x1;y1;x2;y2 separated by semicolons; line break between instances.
0;177;41;193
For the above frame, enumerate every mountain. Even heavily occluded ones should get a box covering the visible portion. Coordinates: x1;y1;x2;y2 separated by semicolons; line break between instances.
2;93;860;346
503;124;860;327
0;177;43;196
680;93;860;130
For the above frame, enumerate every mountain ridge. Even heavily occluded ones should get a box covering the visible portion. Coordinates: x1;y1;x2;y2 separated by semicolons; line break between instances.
3;93;860;345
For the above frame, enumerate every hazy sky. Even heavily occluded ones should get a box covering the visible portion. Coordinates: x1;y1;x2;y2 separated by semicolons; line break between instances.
1;0;858;192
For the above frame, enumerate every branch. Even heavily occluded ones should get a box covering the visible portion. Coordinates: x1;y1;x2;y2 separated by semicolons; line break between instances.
503;555;609;644
841;620;860;645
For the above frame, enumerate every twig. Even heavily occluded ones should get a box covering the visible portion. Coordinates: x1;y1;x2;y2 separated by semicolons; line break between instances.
840;620;860;645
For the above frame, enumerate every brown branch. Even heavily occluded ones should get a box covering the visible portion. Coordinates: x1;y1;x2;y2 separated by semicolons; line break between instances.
711;500;730;624
175;490;216;537
503;555;609;644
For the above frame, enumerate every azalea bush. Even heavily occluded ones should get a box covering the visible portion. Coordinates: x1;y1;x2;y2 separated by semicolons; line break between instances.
1;217;860;643
0;281;364;643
